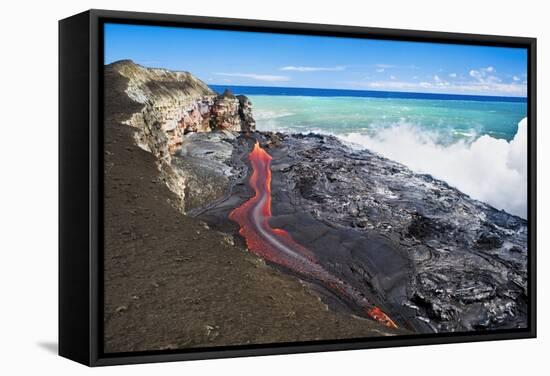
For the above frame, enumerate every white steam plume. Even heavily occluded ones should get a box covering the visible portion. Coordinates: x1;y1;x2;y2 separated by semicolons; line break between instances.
340;118;527;218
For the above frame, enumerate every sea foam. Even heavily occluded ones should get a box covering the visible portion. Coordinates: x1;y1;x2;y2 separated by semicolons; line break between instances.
339;118;528;219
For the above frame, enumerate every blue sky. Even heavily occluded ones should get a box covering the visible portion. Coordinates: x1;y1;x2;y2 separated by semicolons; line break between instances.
104;23;528;97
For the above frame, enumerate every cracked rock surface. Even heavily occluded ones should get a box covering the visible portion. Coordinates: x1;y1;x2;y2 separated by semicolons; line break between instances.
196;132;528;333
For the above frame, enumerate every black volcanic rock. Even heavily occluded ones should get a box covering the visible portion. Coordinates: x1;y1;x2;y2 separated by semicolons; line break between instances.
236;95;256;132
195;132;528;334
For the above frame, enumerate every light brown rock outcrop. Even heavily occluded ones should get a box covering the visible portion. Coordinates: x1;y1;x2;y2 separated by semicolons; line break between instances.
109;60;255;162
105;60;256;213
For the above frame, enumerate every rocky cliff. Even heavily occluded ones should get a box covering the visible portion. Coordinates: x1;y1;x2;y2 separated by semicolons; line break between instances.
106;60;255;212
109;60;255;161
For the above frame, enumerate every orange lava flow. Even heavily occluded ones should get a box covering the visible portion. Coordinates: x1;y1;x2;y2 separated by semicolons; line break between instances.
367;307;398;329
229;141;397;329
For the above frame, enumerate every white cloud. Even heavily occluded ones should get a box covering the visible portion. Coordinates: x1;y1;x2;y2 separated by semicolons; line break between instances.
360;79;525;96
214;72;290;82
513;75;520;81
376;68;385;73
367;81;430;90
374;64;396;69
359;65;526;96
280;65;345;72
469;66;501;83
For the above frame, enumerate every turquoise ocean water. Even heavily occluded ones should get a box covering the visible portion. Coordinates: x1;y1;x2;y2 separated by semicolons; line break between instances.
211;85;527;143
210;85;528;218
249;95;526;143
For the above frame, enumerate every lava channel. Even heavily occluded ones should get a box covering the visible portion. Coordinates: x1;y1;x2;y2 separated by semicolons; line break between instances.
229;141;397;329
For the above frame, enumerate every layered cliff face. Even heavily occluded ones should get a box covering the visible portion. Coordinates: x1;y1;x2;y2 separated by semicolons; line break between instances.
211;90;256;133
110;60;255;161
106;60;255;212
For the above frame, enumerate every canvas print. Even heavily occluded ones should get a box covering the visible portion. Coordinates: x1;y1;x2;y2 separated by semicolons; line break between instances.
102;23;528;353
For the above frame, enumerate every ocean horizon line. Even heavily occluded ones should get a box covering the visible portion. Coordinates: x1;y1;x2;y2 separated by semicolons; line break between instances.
209;84;527;103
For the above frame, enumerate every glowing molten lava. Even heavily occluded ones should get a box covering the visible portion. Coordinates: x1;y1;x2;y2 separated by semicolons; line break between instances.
230;141;398;329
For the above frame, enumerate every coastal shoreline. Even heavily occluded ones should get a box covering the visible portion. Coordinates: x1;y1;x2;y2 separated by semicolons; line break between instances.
103;60;527;353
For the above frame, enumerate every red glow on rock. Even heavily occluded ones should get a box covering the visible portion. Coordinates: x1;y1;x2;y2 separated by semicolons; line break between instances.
230;141;397;329
367;307;399;329
229;142;317;266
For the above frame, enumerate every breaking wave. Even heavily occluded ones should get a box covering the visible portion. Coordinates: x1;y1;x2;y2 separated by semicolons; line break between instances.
339;118;528;219
253;109;295;121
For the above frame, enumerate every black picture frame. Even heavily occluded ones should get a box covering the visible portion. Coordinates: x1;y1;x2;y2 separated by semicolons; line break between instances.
59;9;537;367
